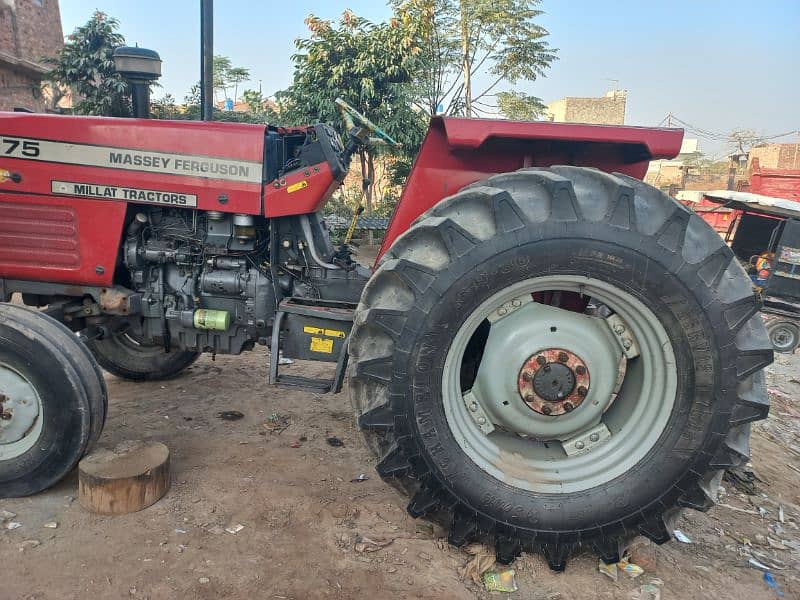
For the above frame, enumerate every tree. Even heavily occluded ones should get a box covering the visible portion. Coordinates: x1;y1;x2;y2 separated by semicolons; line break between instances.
395;0;556;117
279;8;429;233
212;55;250;102
45;11;130;116
728;128;767;155
496;90;545;120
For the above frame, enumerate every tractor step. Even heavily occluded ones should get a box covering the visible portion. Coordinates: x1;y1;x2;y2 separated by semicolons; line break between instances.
269;297;355;394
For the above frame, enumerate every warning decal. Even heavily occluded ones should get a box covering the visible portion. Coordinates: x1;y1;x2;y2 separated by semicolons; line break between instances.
309;337;334;353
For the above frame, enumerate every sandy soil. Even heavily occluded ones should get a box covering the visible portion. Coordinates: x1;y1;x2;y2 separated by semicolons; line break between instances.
2;348;799;600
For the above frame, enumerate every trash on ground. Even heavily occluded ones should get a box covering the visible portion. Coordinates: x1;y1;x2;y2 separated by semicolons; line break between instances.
763;572;785;597
631;583;661;600
4;521;22;530
264;412;290;433
198;577;210;584
617;558;644;578
599;560;618;581
277;353;294;365
482;567;518;593
673;529;692;543
353;534;393;553
217;410;244;421
749;557;772;571
225;524;244;534
350;473;369;483
326;436;344;447
174;528;187;534
459;543;496;585
42;522;58;529
599;558;644;581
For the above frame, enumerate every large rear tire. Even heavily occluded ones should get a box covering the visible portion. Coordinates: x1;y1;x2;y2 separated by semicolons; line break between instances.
0;304;107;497
86;332;200;381
349;167;772;570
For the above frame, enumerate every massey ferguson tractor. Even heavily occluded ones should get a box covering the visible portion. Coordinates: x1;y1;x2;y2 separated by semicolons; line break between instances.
0;100;772;570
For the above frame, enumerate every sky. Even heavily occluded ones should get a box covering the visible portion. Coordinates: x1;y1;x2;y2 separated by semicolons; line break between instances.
59;1;799;157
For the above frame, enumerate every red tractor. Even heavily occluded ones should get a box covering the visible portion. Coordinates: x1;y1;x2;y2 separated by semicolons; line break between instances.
0;100;772;570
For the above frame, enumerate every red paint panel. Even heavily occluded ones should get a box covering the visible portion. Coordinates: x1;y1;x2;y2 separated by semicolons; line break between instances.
0;194;125;286
748;166;800;202
263;164;338;217
0;112;266;215
377;118;684;262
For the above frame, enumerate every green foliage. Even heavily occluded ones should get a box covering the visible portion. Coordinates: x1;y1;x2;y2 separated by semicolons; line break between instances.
45;11;130;116
279;8;430;220
395;0;556;117
496;90;545;121
212;55;250;101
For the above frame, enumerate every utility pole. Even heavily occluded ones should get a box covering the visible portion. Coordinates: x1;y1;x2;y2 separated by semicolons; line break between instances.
200;0;214;121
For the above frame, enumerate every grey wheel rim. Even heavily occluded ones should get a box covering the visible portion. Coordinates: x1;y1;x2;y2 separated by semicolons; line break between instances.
442;275;678;494
0;361;44;460
769;322;799;353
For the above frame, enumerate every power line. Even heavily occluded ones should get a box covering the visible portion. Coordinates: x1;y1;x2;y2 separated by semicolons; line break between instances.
657;113;798;143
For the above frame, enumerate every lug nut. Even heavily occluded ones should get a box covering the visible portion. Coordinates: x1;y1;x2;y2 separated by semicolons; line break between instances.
589;433;600;442
469;402;478;412
477;416;486;425
522;371;532;382
563;402;574;412
575;365;586;375
541;405;552;415
614;324;625;334
577;386;588;397
536;355;547;366
574;441;585;450
622;338;632;350
525;394;535;403
498;307;507;316
511;299;521;307
558;352;569;363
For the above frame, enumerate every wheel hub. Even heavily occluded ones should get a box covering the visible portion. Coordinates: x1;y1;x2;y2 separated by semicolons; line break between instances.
0;364;41;447
518;349;590;415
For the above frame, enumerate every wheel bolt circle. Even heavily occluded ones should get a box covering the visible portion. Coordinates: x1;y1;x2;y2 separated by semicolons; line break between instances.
558;352;569;363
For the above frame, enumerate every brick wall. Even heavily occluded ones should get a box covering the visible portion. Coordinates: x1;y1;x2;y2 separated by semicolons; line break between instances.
546;90;627;125
749;144;800;171
0;0;63;112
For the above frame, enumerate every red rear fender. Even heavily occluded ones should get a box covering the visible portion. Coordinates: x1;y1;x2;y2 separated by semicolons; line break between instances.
378;117;683;261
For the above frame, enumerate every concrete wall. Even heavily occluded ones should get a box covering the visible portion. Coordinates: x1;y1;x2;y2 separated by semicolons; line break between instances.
546;90;627;125
0;0;63;111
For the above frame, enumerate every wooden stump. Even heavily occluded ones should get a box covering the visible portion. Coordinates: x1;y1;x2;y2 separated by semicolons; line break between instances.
78;441;170;515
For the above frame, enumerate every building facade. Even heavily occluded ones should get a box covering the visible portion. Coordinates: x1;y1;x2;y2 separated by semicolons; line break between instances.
0;0;63;111
545;90;627;125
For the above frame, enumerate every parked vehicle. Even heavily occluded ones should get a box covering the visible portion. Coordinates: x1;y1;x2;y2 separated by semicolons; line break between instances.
0;101;771;570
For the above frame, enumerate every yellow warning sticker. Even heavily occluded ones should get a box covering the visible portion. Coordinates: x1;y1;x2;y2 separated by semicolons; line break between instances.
310;336;334;353
287;180;309;193
303;325;345;339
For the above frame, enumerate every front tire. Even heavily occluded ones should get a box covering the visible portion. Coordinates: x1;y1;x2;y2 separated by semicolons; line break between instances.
86;332;200;381
1;304;107;497
349;167;772;570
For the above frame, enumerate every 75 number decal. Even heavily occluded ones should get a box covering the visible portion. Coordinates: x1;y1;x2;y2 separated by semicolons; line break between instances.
2;138;40;158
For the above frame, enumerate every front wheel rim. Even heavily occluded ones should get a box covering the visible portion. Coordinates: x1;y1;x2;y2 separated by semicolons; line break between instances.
442;275;678;494
0;362;44;460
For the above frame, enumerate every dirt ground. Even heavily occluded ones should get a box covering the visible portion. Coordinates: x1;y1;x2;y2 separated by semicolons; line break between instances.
2;346;800;599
